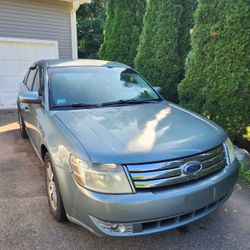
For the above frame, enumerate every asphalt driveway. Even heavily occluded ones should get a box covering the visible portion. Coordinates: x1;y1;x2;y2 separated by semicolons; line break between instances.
0;110;250;250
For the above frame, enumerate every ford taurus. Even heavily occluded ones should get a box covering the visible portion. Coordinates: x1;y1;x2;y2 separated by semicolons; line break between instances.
17;59;239;237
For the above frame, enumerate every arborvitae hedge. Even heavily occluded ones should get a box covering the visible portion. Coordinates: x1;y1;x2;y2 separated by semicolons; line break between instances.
134;0;195;102
134;0;183;101
177;0;197;80
178;0;250;140
99;0;145;66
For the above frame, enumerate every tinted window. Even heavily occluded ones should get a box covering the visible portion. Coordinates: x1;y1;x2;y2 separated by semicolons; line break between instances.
49;67;160;107
39;67;44;93
26;68;37;90
32;71;40;92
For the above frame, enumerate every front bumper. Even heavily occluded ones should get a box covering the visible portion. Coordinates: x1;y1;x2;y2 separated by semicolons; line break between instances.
59;159;239;237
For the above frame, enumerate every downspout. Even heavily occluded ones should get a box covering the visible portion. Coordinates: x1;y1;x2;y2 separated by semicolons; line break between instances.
71;0;80;59
71;0;91;59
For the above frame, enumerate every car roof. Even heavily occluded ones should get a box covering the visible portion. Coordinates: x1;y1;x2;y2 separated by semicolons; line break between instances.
37;59;130;69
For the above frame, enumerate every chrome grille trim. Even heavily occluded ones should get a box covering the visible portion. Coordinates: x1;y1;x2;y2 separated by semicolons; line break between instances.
131;168;181;181
127;145;223;173
202;152;225;168
126;145;226;189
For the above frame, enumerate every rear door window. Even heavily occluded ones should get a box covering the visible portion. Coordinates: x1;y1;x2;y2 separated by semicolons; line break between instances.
32;66;45;97
26;68;37;90
32;71;40;92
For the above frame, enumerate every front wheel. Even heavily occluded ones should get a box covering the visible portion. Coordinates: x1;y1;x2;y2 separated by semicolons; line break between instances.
44;153;66;222
18;109;28;138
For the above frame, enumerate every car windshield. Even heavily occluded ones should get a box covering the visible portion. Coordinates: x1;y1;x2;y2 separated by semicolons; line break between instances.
49;67;162;108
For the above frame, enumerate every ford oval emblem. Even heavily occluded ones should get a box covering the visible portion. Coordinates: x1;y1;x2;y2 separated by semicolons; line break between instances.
182;161;203;175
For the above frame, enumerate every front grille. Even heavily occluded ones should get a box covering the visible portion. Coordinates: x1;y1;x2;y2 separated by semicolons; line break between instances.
126;144;227;189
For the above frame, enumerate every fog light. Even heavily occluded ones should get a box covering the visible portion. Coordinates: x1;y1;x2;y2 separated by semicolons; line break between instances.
118;225;126;233
90;216;133;235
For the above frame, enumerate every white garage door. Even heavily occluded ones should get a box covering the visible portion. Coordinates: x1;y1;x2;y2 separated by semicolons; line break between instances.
0;37;59;109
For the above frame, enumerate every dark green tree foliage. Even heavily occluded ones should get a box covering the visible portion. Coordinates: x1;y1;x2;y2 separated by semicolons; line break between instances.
77;0;106;59
177;0;197;80
134;0;183;101
178;0;250;139
99;0;146;66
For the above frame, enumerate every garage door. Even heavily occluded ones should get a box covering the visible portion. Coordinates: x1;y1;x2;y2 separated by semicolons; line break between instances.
0;37;59;109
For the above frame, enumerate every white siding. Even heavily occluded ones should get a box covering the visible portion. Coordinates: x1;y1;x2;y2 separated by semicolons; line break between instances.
0;38;58;108
0;0;73;58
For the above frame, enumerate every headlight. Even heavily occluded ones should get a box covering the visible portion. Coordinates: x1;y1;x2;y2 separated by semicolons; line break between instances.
69;155;133;194
224;138;235;164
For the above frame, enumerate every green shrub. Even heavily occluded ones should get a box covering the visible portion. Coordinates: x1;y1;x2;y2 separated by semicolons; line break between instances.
99;0;146;66
178;0;250;139
134;0;195;102
240;164;250;184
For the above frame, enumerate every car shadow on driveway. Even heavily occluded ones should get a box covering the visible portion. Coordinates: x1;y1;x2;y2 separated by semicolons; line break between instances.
0;110;250;250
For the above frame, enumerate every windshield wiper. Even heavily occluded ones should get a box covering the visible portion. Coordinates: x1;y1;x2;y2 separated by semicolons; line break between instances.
71;103;100;108
51;103;99;109
101;99;161;107
51;99;161;109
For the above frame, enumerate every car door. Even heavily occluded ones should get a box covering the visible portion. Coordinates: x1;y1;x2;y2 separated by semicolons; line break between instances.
28;65;45;152
20;66;38;141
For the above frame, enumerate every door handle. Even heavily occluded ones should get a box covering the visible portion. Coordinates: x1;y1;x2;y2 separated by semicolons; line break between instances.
24;106;29;112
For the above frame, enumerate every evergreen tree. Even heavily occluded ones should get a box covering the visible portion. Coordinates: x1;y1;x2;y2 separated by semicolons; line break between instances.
134;0;183;101
177;0;197;80
99;0;146;66
178;0;250;139
77;0;107;59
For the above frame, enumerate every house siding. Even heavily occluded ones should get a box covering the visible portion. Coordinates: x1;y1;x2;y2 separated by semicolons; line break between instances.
0;0;73;58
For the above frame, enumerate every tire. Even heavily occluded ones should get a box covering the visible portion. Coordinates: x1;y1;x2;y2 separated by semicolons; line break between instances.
44;153;66;222
18;109;28;138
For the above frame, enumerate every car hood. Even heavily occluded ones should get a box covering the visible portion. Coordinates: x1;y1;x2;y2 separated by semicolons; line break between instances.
54;102;227;164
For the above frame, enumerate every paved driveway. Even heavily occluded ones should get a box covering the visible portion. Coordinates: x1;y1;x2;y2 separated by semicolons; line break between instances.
0;110;250;250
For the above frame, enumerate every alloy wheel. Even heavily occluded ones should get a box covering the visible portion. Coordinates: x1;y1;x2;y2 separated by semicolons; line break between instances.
46;162;58;211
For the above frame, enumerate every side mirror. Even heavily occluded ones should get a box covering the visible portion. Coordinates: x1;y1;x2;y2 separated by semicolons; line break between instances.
154;86;162;93
18;91;42;104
